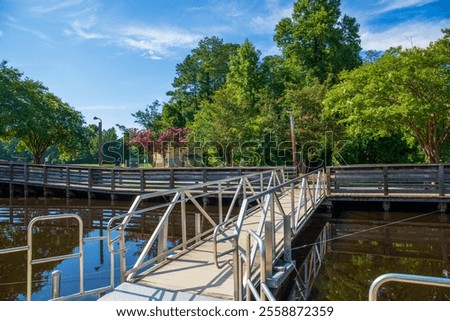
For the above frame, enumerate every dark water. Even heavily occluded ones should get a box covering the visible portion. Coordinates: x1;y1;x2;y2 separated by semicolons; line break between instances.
297;210;450;301
1;198;449;301
0;197;194;301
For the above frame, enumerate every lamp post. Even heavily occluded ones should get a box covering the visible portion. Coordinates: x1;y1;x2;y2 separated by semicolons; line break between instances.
94;116;103;166
287;110;298;174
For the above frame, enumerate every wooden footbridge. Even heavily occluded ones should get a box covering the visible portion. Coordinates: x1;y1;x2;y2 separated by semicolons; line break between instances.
327;164;450;212
1;163;449;301
0;161;295;199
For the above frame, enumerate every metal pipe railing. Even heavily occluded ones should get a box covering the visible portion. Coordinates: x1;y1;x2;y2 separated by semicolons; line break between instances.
106;169;284;282
231;168;325;300
369;273;450;301
26;214;84;301
0;214;113;301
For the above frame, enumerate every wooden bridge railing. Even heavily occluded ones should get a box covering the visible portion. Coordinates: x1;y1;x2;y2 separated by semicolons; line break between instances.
327;164;450;197
0;161;288;195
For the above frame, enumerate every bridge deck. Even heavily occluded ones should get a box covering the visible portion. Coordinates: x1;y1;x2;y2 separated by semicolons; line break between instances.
99;192;294;301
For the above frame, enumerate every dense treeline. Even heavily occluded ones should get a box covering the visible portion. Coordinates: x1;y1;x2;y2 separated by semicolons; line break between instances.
1;0;449;167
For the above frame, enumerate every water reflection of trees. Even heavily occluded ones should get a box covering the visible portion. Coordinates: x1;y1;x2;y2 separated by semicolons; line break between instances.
307;218;450;301
0;201;211;300
0;222;82;300
311;253;449;300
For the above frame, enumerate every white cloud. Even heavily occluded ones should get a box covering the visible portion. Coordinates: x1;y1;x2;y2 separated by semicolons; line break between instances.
30;0;86;14
376;0;438;13
68;17;108;40
6;23;52;42
117;26;202;59
250;0;292;33
360;18;450;50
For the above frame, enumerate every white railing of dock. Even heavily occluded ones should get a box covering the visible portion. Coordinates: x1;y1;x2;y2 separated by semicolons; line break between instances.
106;168;285;284
212;167;326;300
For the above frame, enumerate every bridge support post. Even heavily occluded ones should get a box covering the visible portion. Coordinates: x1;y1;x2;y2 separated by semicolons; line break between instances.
438;202;447;213
265;221;274;280
382;201;390;213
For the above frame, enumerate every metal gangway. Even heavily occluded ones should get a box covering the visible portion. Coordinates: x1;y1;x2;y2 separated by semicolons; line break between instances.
0;167;327;301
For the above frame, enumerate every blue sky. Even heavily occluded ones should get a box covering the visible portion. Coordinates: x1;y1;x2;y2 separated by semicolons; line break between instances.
1;0;449;131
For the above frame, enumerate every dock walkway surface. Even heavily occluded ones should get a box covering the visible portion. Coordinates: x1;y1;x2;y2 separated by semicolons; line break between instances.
99;195;290;301
99;169;325;301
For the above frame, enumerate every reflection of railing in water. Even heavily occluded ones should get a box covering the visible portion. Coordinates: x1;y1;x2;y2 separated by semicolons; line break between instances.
293;223;330;301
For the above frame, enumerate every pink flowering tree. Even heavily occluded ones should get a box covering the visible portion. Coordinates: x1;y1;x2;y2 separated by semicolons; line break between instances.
156;127;191;167
127;128;155;166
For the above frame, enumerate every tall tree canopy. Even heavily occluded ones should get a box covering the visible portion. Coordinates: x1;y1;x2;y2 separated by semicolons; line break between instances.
163;36;239;127
192;40;262;166
324;30;450;164
0;61;87;163
131;100;163;133
274;0;362;83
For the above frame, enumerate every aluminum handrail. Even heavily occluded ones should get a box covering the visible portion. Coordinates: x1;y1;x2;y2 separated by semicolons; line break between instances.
104;168;285;282
0;214;114;301
225;168;325;300
369;273;450;301
26;214;84;301
213;168;325;271
242;229;276;301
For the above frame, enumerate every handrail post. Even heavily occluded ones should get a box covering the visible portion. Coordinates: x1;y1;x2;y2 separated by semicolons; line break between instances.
181;191;187;248
232;238;241;300
51;270;61;299
194;213;201;242
383;166;389;196
264;221;273;280
245;233;251;301
111;169;116;191
326;167;331;196
157;216;169;263
140;169;145;192
218;182;223;223
283;215;292;262
290;181;295;229
438;164;445;196
169;168;175;189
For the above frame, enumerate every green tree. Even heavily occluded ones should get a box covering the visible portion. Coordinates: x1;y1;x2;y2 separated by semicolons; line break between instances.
0;61;87;164
274;0;362;83
192;40;262;166
324;30;450;163
131;100;163;133
163;36;239;127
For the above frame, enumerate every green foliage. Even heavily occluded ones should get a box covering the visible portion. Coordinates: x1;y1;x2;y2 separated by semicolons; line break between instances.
274;0;362;83
192;40;262;166
325;30;450;163
338;134;425;165
0;61;88;163
131;100;163;133
163;36;239;127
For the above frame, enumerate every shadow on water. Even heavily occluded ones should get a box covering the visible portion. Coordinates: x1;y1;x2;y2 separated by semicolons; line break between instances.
290;210;450;301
